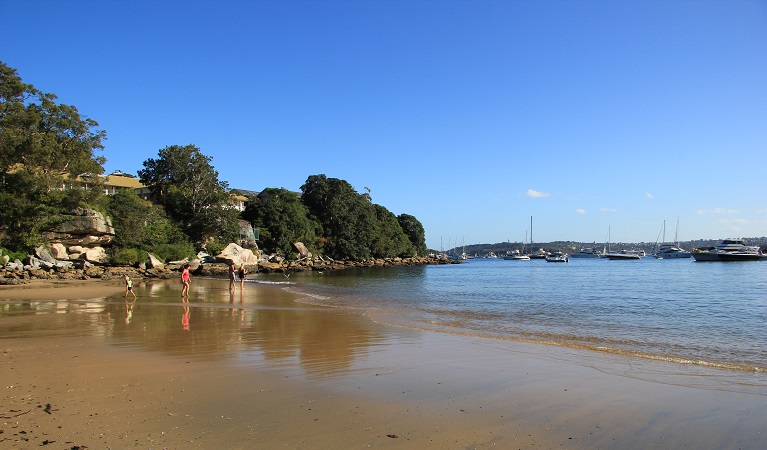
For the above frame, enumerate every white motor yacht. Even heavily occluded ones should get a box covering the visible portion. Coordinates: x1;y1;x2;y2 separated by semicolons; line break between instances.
692;239;747;262
569;247;601;258
653;243;691;259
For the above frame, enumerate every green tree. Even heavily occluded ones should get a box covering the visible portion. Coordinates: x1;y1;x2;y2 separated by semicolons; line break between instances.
301;174;376;260
371;204;414;258
0;61;106;249
105;189;191;252
242;188;319;257
397;213;427;256
138;145;239;245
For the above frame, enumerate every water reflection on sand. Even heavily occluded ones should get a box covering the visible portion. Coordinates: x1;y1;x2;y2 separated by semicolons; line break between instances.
0;278;412;378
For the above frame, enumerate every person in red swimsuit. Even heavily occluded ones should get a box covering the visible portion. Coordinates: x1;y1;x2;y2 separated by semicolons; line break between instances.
181;264;191;297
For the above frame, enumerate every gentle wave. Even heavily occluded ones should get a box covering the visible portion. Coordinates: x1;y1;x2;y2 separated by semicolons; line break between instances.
281;259;767;375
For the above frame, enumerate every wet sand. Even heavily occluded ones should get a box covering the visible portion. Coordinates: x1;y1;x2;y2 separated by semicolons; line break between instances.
1;278;765;449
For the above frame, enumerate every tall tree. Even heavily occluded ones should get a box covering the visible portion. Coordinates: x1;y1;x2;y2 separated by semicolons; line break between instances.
371;204;414;258
242;188;319;257
0;61;106;249
138;145;239;244
301;174;376;260
397;213;427;256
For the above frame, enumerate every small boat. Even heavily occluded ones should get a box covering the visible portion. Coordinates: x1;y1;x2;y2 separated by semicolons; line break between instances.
545;252;569;263
569;247;601;258
602;227;642;260
530;248;548;259
652;220;691;259
654;243;690;259
503;250;530;260
605;249;642;260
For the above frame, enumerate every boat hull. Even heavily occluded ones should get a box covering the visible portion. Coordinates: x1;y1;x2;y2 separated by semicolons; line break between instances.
718;253;767;262
692;252;720;262
606;254;641;260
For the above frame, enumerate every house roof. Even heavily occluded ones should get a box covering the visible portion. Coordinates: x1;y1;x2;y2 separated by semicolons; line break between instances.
104;174;147;189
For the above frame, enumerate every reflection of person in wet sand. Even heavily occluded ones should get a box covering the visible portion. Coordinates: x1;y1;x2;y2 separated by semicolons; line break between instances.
124;275;137;300
125;298;136;324
182;304;190;331
181;264;191;297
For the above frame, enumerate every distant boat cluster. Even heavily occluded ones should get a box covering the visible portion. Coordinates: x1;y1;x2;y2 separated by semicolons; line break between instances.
435;238;766;263
432;218;765;263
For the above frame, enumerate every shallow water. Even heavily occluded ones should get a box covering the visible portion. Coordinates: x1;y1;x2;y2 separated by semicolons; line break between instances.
1;258;765;394
284;257;767;374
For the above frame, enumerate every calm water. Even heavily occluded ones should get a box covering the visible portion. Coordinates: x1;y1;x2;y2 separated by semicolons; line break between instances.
287;257;767;373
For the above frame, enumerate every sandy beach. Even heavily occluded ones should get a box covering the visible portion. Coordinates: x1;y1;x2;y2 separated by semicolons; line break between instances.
1;278;764;449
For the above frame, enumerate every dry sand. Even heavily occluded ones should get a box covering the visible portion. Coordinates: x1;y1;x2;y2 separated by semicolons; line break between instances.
1;279;764;449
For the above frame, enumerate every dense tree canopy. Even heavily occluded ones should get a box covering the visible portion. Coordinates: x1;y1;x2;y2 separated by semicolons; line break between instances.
299;174;426;260
0;62;429;259
397;213;427;256
242;188;319;257
0;61;106;249
138;145;239;245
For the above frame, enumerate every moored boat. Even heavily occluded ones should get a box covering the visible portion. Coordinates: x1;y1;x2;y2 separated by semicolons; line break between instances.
503;250;530;260
691;239;749;262
654;243;691;259
605;249;642;260
717;246;767;261
545;252;569;263
569;247;601;258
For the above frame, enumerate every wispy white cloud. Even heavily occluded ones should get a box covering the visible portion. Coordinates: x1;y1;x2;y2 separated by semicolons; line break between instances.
717;218;749;224
600;207;617;212
576;209;586;215
645;192;654;199
525;189;551;198
696;208;740;215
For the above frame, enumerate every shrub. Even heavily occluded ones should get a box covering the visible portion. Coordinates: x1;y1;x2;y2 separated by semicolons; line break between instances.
0;247;28;261
110;247;144;266
153;242;196;263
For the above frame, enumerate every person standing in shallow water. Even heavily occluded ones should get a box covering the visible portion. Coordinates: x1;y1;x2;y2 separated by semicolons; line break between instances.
228;262;237;291
181;264;191;297
124;275;137;300
238;265;247;289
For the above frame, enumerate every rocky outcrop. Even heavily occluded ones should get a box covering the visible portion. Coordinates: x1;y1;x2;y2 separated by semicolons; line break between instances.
43;208;115;247
147;253;165;269
35;208;116;263
255;255;458;274
216;243;259;267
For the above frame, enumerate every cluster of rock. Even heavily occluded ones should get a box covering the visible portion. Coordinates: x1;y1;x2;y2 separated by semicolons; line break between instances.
42;208;116;263
256;255;458;273
1;238;456;285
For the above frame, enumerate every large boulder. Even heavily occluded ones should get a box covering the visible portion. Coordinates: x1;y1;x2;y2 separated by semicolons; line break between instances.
49;243;69;260
147;253;165;269
294;242;311;259
216;243;259;266
83;246;107;263
34;246;58;264
43;208;115;246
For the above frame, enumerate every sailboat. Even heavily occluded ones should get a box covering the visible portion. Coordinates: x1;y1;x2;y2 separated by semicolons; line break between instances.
603;226;642;260
653;219;691;259
505;229;530;260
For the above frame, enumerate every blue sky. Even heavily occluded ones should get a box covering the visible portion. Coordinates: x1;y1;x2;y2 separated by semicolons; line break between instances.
4;0;766;248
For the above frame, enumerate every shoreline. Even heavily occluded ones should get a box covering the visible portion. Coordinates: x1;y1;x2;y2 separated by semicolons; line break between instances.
2;279;765;448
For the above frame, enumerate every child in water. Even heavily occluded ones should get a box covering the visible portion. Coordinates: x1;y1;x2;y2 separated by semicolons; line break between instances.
124;275;137;300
